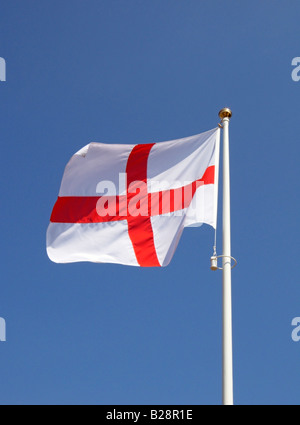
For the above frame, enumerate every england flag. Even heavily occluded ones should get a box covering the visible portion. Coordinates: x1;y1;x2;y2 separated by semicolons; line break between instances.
46;128;220;267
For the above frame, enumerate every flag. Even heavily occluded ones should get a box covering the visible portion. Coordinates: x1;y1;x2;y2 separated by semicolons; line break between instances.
46;127;220;267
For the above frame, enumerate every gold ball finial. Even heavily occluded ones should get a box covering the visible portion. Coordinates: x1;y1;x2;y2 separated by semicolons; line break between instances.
218;107;232;120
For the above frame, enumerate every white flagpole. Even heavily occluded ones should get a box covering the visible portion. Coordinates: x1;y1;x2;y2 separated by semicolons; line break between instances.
219;108;233;405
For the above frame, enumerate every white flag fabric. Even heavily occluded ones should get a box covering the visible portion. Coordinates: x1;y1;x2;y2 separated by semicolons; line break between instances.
46;127;220;267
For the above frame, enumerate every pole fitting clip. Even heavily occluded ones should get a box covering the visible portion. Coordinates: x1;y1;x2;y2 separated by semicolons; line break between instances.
210;255;237;271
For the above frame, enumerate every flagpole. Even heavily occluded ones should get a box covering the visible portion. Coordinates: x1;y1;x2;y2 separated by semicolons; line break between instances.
219;107;233;405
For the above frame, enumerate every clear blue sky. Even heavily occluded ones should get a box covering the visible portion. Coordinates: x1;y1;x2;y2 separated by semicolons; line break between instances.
0;0;299;405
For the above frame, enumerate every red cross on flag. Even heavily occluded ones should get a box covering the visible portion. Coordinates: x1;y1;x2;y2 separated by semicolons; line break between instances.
46;127;220;267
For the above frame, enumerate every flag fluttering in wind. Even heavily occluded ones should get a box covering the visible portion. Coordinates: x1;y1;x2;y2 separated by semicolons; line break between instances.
46;127;220;266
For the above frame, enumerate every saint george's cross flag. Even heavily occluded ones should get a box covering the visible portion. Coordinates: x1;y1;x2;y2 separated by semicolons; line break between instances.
46;127;220;267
